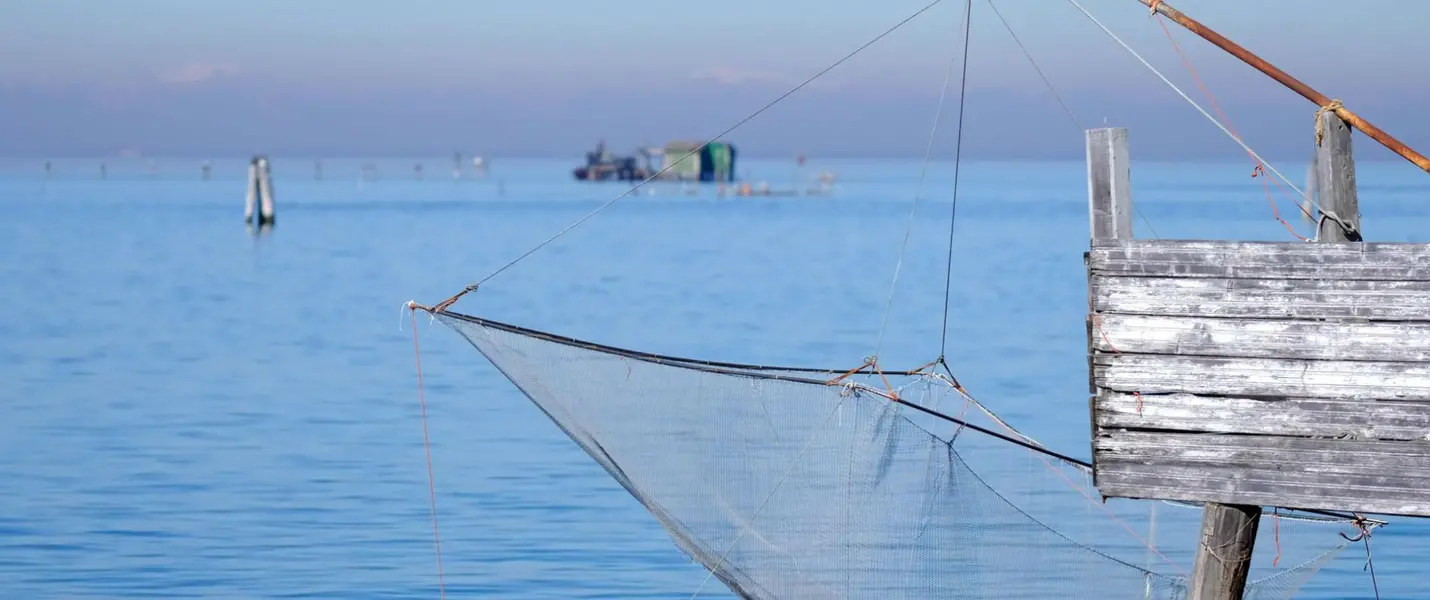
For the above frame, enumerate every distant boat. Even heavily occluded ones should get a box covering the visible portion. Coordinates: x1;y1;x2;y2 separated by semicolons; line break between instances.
571;139;653;182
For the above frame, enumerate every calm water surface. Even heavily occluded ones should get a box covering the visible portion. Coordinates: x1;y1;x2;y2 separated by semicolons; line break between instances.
1;157;1427;598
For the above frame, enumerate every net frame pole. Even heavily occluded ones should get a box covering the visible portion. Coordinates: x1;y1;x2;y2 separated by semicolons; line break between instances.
1133;0;1430;174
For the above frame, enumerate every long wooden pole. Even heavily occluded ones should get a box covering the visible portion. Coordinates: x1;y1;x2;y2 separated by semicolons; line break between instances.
1135;0;1430;174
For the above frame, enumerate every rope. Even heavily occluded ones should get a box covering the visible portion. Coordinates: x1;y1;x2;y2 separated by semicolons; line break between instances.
1269;507;1282;567
985;0;1160;240
1364;535;1382;600
939;0;974;359
873;1;968;360
1061;0;1341;229
1315;99;1346;147
1149;12;1314;241
430;308;931;378
891;391;1092;468
1338;516;1382;599
437;0;948;309
985;0;1079;129
408;306;447;600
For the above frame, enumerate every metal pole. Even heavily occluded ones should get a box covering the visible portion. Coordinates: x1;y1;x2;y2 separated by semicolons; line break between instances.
1135;0;1430;174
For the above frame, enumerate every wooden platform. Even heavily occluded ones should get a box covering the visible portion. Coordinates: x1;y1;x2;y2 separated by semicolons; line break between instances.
1087;239;1430;517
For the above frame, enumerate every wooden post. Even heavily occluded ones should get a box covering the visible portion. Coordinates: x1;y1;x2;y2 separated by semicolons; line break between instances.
1086;128;1133;243
1187;504;1260;600
257;157;276;225
1315;110;1361;241
1085;127;1132;487
245;156;277;226
244;160;258;224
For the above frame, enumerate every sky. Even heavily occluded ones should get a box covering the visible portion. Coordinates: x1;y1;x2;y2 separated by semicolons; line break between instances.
2;0;1428;161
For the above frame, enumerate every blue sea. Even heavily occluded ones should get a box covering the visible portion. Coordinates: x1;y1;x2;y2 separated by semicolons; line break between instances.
2;156;1427;598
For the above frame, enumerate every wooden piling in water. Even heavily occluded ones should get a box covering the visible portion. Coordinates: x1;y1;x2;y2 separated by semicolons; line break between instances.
244;156;276;226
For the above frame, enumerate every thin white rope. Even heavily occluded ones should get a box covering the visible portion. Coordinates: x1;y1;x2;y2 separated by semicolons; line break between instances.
465;0;948;291
872;3;967;360
986;0;1080;130
1062;0;1340;225
985;0;1160;239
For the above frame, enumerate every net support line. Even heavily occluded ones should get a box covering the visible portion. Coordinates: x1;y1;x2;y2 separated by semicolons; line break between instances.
424;305;1093;469
984;0;1161;240
416;306;932;378
428;0;949;311
938;0;975;359
873;0;968;360
1061;0;1342;228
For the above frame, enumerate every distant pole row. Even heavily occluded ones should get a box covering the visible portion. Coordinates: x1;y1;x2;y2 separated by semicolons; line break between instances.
35;153;490;182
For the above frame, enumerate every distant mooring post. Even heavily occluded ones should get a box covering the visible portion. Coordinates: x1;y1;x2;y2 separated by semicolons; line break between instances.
244;156;276;227
1085;119;1420;600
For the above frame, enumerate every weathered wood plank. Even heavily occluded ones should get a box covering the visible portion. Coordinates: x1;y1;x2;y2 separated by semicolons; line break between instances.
1093;432;1430;517
1089;240;1430;281
1091;239;1424;256
1094;354;1430;400
1087;128;1132;243
1092;275;1430;321
1096;473;1430;518
1097;431;1430;468
1091;314;1430;361
1095;392;1430;441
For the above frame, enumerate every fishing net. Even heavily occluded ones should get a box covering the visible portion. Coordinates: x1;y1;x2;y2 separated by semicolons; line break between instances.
435;309;1368;599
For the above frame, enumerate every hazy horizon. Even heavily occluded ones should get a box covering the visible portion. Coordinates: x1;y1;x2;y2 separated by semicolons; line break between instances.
5;0;1427;162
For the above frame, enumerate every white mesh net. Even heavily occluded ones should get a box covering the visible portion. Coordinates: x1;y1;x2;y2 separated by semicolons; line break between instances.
437;310;1367;599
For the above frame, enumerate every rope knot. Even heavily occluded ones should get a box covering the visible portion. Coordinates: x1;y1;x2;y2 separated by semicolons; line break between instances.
1339;514;1374;542
1148;0;1162;15
1314;99;1346;146
431;283;481;314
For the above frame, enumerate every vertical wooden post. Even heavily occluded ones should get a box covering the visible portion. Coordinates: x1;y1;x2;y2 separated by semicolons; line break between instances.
1315;110;1361;241
1085;127;1133;487
1086;128;1133;243
1187;504;1260;600
244;159;259;224
246;156;277;226
257;157;276;225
